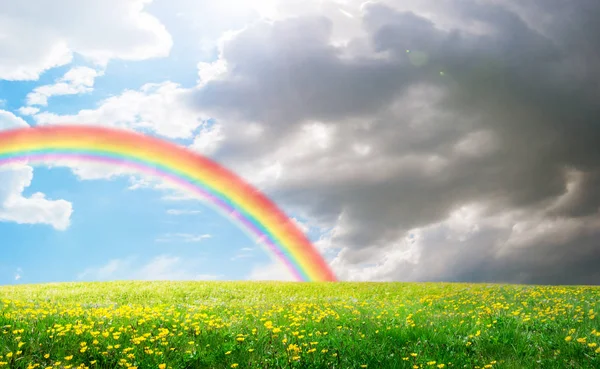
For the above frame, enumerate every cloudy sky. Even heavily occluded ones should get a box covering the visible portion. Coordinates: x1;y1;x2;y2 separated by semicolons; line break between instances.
1;0;599;285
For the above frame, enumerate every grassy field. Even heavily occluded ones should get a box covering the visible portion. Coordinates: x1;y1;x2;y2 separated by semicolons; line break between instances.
0;281;599;369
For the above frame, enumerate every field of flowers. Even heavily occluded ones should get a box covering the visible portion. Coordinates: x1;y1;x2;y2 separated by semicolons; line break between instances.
0;281;599;369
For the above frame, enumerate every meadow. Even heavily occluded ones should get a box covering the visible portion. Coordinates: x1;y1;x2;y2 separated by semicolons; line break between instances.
0;281;598;369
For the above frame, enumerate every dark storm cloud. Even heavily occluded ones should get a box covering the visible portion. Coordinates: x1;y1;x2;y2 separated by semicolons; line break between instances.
194;15;418;126
453;226;600;285
188;0;600;284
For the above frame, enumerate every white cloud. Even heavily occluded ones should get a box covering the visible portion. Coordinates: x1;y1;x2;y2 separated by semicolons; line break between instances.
155;233;212;243
14;268;22;281
161;192;203;202
17;107;40;116
197;59;228;86
126;174;204;202
34;82;207;139
77;255;221;281
0;111;73;230
247;261;295;281
231;247;255;261
0;0;172;81
291;217;310;234
28;81;212;184
25;66;103;106
51;161;139;181
79;259;127;281
231;254;253;261
0;110;28;130
166;209;202;215
0;163;73;231
189;123;225;156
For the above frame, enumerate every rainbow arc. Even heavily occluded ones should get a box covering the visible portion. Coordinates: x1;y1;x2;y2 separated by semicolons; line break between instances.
0;125;337;282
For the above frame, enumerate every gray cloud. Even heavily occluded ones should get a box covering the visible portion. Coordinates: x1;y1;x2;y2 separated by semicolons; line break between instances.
193;15;417;128
187;0;600;284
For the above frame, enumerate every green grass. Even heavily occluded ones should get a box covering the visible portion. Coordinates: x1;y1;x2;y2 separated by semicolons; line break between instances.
0;281;599;368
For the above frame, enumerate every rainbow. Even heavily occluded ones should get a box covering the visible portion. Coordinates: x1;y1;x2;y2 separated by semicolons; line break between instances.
0;125;337;282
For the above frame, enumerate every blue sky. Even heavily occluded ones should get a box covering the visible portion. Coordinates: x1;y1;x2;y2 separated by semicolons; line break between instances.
0;0;305;285
2;0;599;285
0;166;260;284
